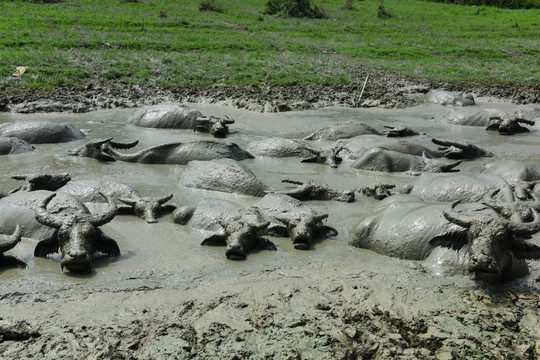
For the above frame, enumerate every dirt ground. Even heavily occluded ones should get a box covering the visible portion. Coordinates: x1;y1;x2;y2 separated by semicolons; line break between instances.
1;76;540;359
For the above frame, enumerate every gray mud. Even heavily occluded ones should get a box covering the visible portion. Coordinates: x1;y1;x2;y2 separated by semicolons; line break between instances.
1;98;539;359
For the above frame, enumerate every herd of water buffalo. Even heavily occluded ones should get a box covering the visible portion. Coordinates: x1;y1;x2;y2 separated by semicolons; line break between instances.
1;90;539;283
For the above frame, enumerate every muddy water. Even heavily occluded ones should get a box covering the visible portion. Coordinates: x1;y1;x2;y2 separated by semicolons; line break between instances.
1;99;539;300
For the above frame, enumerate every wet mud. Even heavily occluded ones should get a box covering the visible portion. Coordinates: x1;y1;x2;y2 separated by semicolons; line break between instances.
0;98;539;359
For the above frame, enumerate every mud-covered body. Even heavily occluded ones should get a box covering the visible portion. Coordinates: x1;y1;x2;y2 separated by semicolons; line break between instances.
0;121;85;144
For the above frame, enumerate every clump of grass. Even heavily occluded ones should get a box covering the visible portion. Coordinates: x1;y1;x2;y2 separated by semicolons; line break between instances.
377;3;392;18
264;0;328;19
122;0;140;3
342;0;357;10
199;0;225;13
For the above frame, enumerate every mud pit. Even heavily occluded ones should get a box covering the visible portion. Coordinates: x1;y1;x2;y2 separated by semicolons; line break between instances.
1;99;539;359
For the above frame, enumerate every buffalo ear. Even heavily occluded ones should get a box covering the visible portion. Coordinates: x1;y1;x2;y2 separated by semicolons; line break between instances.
260;238;277;251
34;235;59;257
95;229;120;257
201;233;227;246
429;231;468;251
321;225;338;238
511;241;540;260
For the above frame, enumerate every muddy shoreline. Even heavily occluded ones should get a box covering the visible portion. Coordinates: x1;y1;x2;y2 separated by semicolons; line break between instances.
2;71;539;114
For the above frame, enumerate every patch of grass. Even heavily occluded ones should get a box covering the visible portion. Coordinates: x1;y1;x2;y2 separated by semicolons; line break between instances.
264;0;328;18
198;0;225;13
0;0;538;90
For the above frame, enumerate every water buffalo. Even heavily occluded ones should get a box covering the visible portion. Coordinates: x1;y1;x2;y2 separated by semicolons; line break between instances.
0;190;119;273
357;183;396;200
482;189;540;222
301;146;343;168
403;173;515;203
103;140;254;164
128;104;234;138
303;121;381;141
349;195;540;281
432;108;507;126
9;173;71;194
246;138;313;158
424;90;475;106
0;137;34;155
0;225;25;269
67;137;139;162
351;148;461;174
430;200;540;282
272;179;355;202
254;194;338;250
58;179;175;223
486;116;536;135
337;136;491;161
0;121;85;144
173;199;275;260
180;159;269;196
382;125;422;137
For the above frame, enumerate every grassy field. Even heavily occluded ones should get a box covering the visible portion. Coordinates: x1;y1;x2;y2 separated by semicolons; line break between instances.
0;0;538;91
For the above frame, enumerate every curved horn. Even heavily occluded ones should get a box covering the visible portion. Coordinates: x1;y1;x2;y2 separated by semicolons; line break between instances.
314;214;329;222
157;194;174;204
223;115;235;124
482;189;505;213
196;116;210;124
118;198;137;206
509;209;540;236
421;151;430;164
443;200;473;228
35;193;63;229
305;146;321;155
0;224;22;253
515;118;535;126
90;137;114;147
110;140;139;149
11;175;28;181
91;192;117;226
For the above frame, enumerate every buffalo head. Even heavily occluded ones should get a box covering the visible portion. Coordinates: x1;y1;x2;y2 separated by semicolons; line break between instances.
275;213;338;250
195;115;234;138
68;138;139;161
421;152;461;173
10;173;71;193
119;194;175;223
486;117;535;135
34;193;119;273
302;146;343;168
201;220;275;260
430;200;540;282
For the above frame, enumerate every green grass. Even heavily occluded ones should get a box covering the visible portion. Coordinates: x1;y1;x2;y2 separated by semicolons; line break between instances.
0;0;538;90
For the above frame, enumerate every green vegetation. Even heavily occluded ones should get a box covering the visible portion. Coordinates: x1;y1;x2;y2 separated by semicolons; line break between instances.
424;0;540;9
0;0;538;91
264;0;329;18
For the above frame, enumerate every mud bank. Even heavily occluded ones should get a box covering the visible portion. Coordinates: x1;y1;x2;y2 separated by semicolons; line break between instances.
2;71;539;114
0;100;539;359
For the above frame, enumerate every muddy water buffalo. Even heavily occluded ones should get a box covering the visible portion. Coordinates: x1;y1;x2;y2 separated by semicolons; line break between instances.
0;121;85;144
0;225;25;268
9;173;71;194
58;180;175;223
0;191;119;273
180;159;269;196
246;138;313;158
337;136;491;161
424;90;475;106
430;200;540;282
482;189;540;222
301;146;343;168
352;148;461;174
272;179;355;202
103;140;253;164
432;108;507;126
486;116;536;135
349;195;540;281
303;121;381;141
67;138;139;162
128;105;234;138
0;137;34;155
254;194;338;250
403;173;514;203
174;199;275;260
